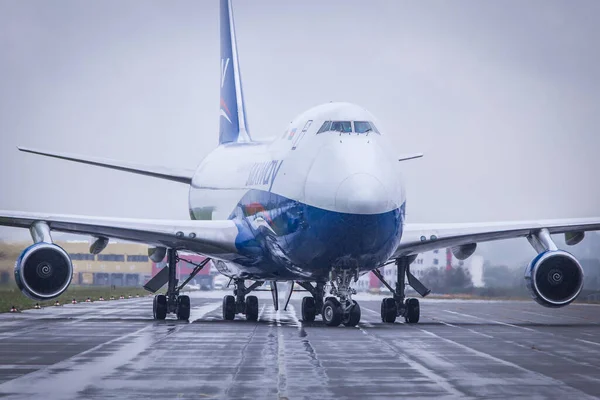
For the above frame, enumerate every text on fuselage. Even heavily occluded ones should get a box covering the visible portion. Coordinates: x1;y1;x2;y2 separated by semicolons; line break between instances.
245;160;282;187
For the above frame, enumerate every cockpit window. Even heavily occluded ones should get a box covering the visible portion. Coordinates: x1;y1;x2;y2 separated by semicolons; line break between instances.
330;121;352;133
354;121;379;134
316;120;380;134
317;121;331;134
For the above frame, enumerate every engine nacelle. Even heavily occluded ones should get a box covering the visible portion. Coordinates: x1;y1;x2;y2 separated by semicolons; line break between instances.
14;243;73;301
525;250;584;308
451;243;477;260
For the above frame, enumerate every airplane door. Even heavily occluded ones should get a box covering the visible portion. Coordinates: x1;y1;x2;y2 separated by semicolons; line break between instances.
292;120;312;150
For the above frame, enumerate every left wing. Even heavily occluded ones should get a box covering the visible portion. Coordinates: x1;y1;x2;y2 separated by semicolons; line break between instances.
0;210;239;257
18;147;195;184
394;217;600;258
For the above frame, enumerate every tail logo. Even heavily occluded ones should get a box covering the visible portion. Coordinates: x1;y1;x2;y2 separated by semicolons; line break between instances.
220;58;232;123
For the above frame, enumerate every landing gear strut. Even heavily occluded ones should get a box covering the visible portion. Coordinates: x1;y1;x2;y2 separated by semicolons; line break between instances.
373;257;430;324
325;269;361;327
151;248;210;321
222;279;263;321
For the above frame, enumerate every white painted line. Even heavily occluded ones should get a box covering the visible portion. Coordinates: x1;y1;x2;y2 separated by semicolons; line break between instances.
575;338;600;347
444;310;536;332
357;326;466;398
415;327;597;399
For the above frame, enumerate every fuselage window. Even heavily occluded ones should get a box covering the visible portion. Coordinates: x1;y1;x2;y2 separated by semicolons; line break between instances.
331;121;352;133
317;121;331;134
354;121;378;134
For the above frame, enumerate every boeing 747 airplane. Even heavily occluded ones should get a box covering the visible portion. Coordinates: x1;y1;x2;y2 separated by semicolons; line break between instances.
1;0;599;326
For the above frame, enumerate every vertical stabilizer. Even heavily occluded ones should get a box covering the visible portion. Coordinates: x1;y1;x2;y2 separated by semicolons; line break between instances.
219;0;251;144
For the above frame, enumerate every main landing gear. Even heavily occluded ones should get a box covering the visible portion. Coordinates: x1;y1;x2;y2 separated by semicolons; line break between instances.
149;248;211;321
222;279;264;321
373;257;431;324
297;282;325;323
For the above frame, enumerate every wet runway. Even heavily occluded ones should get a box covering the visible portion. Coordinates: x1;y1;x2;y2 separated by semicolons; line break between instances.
1;292;600;399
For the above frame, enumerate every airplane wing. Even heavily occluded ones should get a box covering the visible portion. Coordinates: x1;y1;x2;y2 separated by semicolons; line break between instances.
0;210;239;258
18;147;195;184
393;217;600;258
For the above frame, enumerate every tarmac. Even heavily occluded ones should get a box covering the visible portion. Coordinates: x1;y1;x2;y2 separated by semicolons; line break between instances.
1;291;600;399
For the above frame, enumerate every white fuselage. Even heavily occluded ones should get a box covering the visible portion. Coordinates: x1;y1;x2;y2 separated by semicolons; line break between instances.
189;102;406;280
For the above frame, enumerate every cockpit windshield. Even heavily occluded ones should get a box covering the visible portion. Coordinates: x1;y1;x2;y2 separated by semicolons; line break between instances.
354;121;379;134
316;120;380;134
330;121;352;133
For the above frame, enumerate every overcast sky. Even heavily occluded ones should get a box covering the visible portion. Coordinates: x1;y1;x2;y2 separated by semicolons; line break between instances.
1;0;599;262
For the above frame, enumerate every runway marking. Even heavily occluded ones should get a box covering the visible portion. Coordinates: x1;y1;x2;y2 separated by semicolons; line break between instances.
258;304;266;321
415;326;598;399
576;338;600;347
357;325;467;398
277;325;288;399
431;318;495;339
444;309;536;332
514;309;594;322
0;325;152;399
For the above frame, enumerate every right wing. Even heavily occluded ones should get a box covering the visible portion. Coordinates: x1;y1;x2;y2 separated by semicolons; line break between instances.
393;217;600;258
18;147;195;184
0;210;239;258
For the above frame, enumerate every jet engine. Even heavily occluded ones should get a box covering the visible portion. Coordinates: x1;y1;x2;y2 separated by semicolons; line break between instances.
525;250;584;308
14;243;73;301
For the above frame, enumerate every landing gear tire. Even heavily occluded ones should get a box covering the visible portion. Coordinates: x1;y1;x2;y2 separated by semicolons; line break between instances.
176;295;190;321
322;298;343;327
301;296;316;322
245;295;258;321
342;301;361;327
153;294;167;320
381;297;397;323
405;298;420;323
223;295;236;321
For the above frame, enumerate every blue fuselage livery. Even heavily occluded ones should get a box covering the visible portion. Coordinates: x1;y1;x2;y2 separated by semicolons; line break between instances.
189;101;406;281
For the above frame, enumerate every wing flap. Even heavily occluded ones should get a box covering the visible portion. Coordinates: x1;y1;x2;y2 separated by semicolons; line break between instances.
0;210;239;258
18;147;195;184
394;217;600;258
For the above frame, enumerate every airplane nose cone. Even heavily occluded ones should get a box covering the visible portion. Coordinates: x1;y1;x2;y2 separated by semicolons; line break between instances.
335;173;389;214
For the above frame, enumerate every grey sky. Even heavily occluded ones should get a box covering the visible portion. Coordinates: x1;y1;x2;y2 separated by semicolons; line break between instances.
1;0;599;263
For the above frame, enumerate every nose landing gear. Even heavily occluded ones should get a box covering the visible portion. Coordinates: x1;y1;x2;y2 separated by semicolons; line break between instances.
321;268;362;327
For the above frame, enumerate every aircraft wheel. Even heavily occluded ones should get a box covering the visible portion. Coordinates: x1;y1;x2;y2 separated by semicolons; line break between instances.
245;295;259;321
322;298;342;327
381;297;397;323
223;295;236;321
176;295;190;321
153;294;167;320
405;298;420;323
301;296;316;322
342;301;361;327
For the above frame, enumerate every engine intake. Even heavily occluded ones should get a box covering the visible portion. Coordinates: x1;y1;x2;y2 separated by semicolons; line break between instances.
14;243;73;301
525;250;583;308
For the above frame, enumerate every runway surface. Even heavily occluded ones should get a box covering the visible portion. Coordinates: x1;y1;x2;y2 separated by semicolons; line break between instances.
1;292;600;400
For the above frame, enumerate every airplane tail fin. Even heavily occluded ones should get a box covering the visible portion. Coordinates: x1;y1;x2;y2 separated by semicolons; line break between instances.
219;0;251;144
